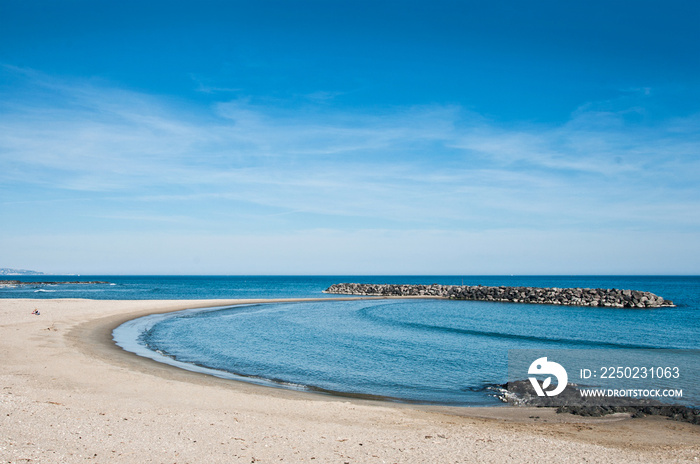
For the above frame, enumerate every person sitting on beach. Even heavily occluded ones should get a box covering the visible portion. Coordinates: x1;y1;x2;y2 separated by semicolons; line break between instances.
31;309;40;315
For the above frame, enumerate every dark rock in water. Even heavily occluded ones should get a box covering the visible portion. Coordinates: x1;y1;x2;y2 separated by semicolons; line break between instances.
498;379;700;425
496;379;642;409
324;283;674;308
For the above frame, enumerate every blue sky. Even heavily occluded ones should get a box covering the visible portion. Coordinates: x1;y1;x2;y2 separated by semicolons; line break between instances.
1;0;698;274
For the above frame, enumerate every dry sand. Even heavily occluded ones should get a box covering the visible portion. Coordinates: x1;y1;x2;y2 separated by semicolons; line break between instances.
0;298;698;463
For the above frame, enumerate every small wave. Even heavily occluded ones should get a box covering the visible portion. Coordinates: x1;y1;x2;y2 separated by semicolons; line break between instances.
358;305;660;350
461;383;501;393
34;289;56;293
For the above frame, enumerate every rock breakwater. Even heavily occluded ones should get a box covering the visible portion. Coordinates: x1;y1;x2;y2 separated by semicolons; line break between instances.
324;283;673;308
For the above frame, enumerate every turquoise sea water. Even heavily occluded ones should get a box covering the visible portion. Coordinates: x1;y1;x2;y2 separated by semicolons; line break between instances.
5;275;699;406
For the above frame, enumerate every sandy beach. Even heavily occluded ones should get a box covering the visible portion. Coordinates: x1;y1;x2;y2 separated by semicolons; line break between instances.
0;299;698;463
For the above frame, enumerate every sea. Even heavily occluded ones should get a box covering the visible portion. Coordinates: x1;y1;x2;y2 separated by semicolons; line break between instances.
3;275;699;407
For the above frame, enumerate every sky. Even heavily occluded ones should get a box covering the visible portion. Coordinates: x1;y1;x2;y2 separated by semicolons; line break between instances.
1;0;699;275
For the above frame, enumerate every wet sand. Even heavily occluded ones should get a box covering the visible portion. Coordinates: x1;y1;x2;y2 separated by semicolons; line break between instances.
0;298;698;463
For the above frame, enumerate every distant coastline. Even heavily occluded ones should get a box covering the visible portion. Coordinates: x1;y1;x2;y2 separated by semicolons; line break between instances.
0;279;109;286
0;268;44;276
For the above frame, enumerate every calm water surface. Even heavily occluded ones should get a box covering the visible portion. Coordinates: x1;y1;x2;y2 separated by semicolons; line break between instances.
74;275;698;406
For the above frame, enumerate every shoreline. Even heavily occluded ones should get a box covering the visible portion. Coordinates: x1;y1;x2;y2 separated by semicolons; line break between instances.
1;298;698;462
111;299;506;406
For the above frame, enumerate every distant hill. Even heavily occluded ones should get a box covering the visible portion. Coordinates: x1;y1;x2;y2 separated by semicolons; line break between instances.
0;268;44;276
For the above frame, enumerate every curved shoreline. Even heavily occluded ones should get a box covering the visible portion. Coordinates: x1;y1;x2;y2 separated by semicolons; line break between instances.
110;300;508;406
70;297;389;401
1;298;698;462
111;303;358;398
70;297;427;405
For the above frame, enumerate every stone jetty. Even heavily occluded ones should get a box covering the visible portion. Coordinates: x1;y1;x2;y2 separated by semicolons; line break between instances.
324;283;674;308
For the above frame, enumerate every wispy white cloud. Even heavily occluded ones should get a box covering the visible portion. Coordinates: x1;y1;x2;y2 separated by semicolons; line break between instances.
1;68;699;251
